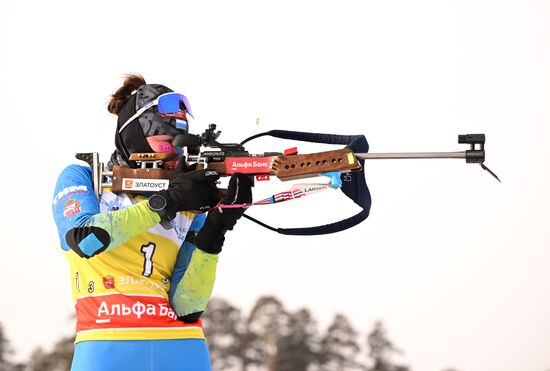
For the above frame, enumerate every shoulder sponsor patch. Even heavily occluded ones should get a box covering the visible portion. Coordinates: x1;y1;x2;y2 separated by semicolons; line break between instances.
53;185;89;207
63;199;82;217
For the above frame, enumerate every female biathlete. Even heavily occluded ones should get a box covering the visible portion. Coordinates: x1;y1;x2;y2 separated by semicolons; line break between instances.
52;74;251;371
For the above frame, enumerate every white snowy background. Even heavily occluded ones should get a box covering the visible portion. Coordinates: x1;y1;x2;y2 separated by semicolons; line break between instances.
1;1;549;371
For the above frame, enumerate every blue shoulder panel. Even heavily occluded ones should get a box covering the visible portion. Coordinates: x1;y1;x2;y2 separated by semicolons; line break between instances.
52;165;98;251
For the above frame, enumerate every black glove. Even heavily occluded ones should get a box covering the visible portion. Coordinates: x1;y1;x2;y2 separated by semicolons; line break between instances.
151;162;221;225
195;173;253;254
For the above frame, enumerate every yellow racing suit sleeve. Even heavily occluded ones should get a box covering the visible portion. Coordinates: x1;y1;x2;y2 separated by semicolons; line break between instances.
169;213;219;321
171;249;219;320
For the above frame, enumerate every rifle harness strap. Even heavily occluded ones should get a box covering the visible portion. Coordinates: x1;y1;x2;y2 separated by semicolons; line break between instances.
240;130;372;235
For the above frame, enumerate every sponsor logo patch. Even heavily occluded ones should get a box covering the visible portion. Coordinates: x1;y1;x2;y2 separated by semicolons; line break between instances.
122;178;170;192
226;157;273;174
63;199;81;217
53;185;89;207
103;276;115;289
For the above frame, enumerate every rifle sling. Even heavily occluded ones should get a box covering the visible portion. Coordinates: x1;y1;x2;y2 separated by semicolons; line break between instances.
240;130;372;236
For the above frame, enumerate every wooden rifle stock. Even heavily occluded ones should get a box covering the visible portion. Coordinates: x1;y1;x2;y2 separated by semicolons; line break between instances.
110;152;176;194
111;166;175;193
205;148;361;180
271;148;361;180
109;148;360;193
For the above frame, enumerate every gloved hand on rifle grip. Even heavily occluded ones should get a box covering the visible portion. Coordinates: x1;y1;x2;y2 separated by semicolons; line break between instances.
150;160;221;225
195;173;253;254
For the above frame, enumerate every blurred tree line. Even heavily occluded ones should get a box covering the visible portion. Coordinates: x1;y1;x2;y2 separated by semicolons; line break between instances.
202;296;410;371
0;295;430;371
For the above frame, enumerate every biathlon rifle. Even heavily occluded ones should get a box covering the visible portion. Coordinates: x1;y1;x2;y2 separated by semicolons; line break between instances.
76;124;499;235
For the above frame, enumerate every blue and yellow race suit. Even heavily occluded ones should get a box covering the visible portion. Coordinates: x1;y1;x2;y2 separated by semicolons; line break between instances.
52;164;218;370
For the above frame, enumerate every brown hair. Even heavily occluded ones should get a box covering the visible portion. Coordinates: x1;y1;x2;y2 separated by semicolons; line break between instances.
107;73;146;115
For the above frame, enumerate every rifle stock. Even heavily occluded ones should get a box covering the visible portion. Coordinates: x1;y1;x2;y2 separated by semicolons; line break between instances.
107;148;360;194
197;148;361;180
272;148;361;180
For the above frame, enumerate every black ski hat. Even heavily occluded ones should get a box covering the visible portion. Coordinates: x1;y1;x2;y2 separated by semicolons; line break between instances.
114;84;188;165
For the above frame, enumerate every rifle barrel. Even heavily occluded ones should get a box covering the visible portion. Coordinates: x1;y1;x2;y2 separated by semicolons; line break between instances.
355;151;466;160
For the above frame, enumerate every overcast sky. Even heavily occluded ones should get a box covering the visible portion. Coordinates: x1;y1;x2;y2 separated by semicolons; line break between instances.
2;1;549;371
